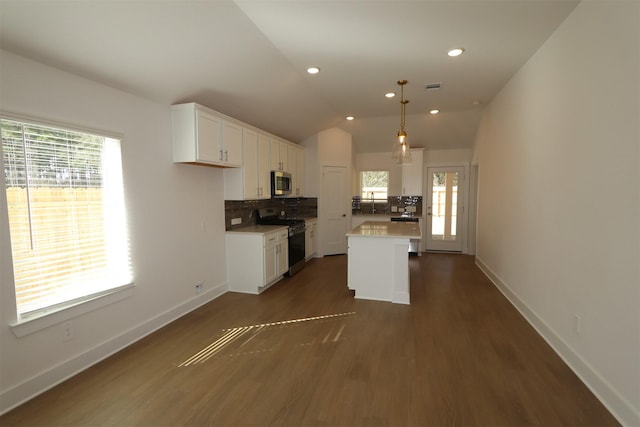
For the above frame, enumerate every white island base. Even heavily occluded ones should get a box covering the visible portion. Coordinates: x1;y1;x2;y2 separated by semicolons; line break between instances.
346;221;421;305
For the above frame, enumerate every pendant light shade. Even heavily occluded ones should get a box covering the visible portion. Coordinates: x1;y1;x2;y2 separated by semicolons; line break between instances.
392;80;412;164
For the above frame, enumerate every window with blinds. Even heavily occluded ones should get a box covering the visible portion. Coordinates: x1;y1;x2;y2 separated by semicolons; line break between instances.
1;117;132;319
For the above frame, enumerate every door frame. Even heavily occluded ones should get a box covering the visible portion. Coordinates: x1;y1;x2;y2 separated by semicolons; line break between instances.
423;163;470;253
319;165;349;256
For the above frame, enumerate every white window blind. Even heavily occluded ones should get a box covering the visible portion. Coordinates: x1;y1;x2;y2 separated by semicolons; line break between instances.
2;117;132;319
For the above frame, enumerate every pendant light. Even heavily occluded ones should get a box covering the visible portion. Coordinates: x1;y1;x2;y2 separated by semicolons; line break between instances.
392;80;412;164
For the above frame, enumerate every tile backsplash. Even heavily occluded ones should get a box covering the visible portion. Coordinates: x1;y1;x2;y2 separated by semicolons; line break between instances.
225;197;318;230
352;196;422;215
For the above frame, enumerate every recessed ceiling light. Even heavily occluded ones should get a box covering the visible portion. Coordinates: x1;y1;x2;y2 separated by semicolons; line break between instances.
385;92;396;98
429;109;440;115
307;66;320;74
346;115;355;121
448;48;465;57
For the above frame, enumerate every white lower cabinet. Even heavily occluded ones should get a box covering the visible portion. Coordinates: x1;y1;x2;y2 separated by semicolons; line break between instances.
226;227;289;294
305;219;317;260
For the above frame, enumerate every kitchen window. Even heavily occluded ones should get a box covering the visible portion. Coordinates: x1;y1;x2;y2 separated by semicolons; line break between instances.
360;170;389;200
1;116;132;323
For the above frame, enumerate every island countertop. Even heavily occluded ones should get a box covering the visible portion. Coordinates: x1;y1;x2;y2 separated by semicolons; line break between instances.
346;220;422;239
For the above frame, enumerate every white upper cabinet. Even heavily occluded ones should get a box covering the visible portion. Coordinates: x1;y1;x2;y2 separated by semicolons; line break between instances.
401;148;424;196
172;103;241;167
270;138;289;172
174;102;302;200
224;129;273;200
221;120;243;167
257;133;271;198
290;145;305;197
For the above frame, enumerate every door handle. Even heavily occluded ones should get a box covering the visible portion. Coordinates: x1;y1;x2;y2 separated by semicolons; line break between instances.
342;214;346;217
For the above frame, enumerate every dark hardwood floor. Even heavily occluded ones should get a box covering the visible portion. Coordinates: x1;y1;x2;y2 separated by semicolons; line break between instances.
1;254;619;426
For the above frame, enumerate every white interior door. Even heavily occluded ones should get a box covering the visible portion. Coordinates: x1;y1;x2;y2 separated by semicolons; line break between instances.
426;167;464;252
322;166;348;255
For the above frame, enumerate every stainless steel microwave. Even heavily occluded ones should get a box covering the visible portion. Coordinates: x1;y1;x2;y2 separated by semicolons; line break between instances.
271;171;292;197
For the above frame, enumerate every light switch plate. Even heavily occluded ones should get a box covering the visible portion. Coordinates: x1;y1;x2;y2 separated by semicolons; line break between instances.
391;206;398;212
231;218;242;225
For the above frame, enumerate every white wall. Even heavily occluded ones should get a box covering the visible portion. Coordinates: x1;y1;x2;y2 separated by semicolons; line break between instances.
472;2;639;425
302;128;352;256
424;148;472;166
355;152;403;195
0;51;228;413
355;149;472;196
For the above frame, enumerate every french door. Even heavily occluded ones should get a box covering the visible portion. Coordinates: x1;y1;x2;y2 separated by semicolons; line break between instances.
426;167;464;252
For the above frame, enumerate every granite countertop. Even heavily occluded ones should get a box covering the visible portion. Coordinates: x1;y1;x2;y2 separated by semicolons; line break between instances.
347;221;422;239
225;224;288;235
352;213;422;218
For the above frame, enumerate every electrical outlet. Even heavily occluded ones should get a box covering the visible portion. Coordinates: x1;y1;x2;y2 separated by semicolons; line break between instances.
391;206;398;212
231;218;242;225
572;314;581;334
62;321;73;342
407;206;416;213
195;282;204;294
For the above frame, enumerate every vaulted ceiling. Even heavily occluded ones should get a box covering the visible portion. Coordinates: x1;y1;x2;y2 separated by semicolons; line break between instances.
0;0;579;153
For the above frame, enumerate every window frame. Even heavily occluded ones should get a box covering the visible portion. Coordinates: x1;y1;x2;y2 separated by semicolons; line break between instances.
360;170;389;200
1;112;134;336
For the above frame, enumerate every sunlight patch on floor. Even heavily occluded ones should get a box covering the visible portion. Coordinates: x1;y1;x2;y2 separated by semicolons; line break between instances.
178;312;356;367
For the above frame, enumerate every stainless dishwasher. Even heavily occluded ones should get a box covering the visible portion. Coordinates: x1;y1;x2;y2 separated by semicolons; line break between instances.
390;216;419;254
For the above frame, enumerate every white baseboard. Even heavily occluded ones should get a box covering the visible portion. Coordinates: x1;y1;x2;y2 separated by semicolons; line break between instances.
0;282;228;415
475;257;639;427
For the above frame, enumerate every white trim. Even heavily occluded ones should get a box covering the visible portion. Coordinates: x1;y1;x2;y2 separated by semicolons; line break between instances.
10;284;135;337
0;281;228;415
475;256;639;427
423;164;469;253
0;110;124;142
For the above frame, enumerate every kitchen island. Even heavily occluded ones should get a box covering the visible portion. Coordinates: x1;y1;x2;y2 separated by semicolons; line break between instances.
346;221;422;304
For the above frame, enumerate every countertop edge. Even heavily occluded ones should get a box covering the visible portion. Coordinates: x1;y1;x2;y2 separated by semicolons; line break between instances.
225;225;289;235
347;221;422;239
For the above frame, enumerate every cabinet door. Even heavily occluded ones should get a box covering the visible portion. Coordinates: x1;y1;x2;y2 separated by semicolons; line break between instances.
270;139;281;171
305;222;316;260
310;224;317;255
270;139;288;171
296;147;305;196
279;141;288;172
222;121;243;166
401;149;424;196
196;110;222;163
257;134;271;198
288;146;297;195
305;227;311;259
242;129;259;199
264;234;279;285
277;239;288;276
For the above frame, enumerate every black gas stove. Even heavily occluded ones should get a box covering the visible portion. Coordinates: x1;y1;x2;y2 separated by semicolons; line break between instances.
256;208;306;235
257;208;306;276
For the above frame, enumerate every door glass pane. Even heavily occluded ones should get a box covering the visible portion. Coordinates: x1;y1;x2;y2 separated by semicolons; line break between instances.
430;172;458;241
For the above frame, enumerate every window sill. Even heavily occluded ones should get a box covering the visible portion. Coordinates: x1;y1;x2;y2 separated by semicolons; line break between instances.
9;283;135;338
